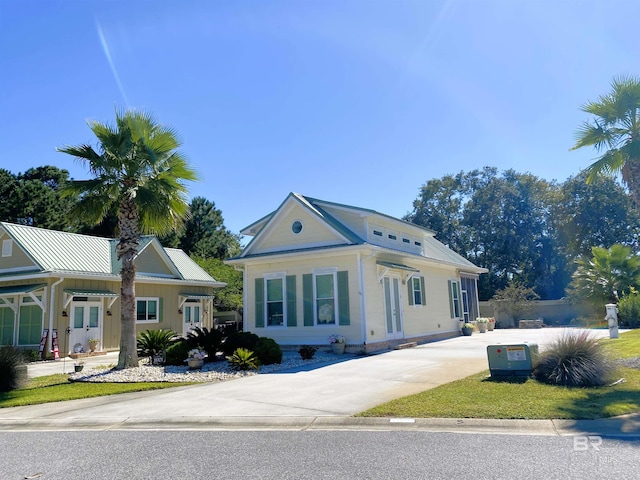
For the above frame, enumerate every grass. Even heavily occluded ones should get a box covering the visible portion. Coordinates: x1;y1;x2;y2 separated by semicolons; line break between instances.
359;329;640;420
0;373;195;408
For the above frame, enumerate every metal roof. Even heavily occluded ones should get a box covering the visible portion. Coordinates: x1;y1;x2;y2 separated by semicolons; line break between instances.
0;222;223;285
164;248;225;285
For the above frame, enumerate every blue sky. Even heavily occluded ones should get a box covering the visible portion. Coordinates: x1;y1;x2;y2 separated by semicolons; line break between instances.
1;0;637;238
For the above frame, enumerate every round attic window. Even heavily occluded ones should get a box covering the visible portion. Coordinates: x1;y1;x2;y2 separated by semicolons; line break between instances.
292;220;303;234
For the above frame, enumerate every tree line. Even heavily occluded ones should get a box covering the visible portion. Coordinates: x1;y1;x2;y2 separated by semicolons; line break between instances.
405;167;640;301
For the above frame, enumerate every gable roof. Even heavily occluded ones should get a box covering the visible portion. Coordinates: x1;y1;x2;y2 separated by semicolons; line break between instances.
230;193;486;274
0;222;224;286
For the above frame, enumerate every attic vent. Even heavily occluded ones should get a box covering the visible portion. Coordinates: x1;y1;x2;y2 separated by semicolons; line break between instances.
1;239;12;257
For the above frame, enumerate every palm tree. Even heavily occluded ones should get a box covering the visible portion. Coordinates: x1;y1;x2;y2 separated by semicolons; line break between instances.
567;244;640;309
58;110;199;369
572;75;640;207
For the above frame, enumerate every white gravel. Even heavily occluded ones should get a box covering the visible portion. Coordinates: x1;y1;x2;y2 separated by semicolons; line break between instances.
69;354;340;383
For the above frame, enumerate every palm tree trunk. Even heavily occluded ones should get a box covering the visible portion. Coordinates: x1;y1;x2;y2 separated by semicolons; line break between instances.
624;157;640;209
116;198;140;369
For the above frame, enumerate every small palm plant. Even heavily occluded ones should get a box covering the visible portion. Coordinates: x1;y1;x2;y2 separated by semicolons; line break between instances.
226;348;260;371
136;329;178;365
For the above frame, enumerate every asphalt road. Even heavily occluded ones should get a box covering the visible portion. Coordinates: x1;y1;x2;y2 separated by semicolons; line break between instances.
2;430;639;480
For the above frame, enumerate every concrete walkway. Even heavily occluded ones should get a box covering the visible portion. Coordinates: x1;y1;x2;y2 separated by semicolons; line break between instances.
2;328;639;437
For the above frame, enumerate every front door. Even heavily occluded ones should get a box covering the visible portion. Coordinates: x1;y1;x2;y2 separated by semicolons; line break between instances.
69;301;101;354
383;276;403;340
182;301;202;336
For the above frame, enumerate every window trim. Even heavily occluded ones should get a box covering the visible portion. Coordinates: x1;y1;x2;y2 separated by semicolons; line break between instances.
136;297;159;323
411;276;423;306
312;267;339;326
264;273;286;327
448;280;461;319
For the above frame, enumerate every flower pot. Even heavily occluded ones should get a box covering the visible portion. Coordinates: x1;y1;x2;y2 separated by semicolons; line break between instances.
74;364;84;372
89;342;98;353
331;343;346;355
188;358;204;370
461;327;473;336
478;323;488;333
487;322;495;331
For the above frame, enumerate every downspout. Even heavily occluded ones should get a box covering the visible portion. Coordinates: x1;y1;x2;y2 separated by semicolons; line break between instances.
48;277;64;356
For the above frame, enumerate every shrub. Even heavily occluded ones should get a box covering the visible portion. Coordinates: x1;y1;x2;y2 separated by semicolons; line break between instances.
136;329;178;365
227;348;260;371
618;290;640;328
532;331;613;387
222;332;260;356
187;327;223;361
0;346;28;393
254;337;282;365
298;345;317;360
164;339;191;366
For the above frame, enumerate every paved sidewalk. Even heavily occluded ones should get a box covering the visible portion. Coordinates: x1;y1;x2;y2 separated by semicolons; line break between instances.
3;328;638;437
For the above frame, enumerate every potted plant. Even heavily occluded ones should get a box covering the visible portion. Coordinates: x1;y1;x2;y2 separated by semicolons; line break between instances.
476;317;489;333
88;338;100;353
186;348;206;369
487;317;496;331
74;360;84;372
461;323;474;336
329;334;346;354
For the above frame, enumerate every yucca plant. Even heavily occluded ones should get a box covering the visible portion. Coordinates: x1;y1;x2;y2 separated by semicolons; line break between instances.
226;348;260;371
533;330;613;387
136;329;178;365
0;346;28;392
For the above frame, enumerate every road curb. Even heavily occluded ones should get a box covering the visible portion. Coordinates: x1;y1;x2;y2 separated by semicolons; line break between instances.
1;414;638;436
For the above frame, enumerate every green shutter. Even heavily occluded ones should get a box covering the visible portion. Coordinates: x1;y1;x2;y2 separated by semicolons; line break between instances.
158;297;163;323
255;278;264;328
420;276;426;306
303;274;313;326
407;279;414;306
337;270;350;325
448;280;454;318
286;275;297;327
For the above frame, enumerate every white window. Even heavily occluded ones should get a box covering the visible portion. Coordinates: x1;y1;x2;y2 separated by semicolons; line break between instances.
136;297;159;323
411;277;423;305
265;277;285;326
314;269;338;325
1;239;12;257
448;281;461;319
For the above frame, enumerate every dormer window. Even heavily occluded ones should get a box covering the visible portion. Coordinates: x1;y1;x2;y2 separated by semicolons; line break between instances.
1;239;12;257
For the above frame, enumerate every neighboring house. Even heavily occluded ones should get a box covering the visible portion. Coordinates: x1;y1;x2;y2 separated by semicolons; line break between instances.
226;193;487;352
0;222;225;357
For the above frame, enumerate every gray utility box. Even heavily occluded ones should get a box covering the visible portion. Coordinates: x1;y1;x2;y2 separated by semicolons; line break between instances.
487;344;539;377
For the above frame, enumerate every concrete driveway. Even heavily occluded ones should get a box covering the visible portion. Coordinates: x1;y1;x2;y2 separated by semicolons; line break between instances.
1;328;620;430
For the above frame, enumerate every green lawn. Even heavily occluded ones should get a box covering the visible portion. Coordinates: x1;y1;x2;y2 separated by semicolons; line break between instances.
359;329;640;420
0;374;195;408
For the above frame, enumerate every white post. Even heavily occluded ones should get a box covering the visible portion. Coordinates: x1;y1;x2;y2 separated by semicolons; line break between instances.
605;303;619;339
